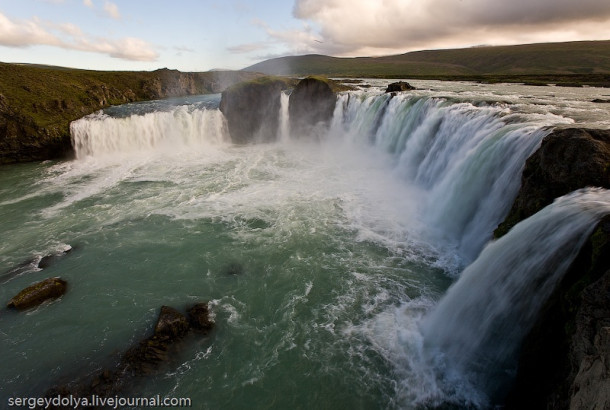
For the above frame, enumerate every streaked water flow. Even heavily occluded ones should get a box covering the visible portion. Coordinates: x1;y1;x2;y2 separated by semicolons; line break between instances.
1;81;609;409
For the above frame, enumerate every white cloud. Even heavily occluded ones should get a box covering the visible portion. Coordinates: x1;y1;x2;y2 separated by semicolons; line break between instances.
0;13;61;47
83;0;94;9
0;12;158;62
103;1;121;20
285;0;610;56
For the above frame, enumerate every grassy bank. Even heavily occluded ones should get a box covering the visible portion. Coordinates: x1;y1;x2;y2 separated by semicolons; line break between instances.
0;63;260;164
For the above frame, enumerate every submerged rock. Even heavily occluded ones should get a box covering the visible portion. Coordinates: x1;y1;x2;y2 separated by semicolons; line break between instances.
45;302;214;399
1;245;73;284
224;262;244;275
7;277;67;310
288;76;336;139
385;81;415;93
219;76;293;143
38;245;73;269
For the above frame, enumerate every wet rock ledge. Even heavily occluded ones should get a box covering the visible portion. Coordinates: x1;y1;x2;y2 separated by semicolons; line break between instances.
497;128;610;409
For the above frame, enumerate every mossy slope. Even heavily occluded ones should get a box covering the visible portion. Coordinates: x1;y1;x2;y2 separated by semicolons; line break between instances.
0;63;260;164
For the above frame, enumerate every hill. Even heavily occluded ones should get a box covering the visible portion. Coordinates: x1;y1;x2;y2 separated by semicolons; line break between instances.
244;40;610;85
0;63;260;164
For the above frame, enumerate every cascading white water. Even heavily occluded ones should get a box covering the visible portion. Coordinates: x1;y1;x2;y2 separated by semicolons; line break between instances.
278;91;291;142
419;188;610;407
71;91;574;264
70;105;228;159
329;92;573;262
9;82;607;409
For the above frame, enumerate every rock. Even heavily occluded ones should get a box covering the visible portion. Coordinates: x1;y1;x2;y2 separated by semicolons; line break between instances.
591;99;610;103
570;279;610;409
7;277;67;310
44;302;213;400
153;306;190;339
288;77;336;138
188;302;215;332
38;245;73;269
219;76;292;143
505;216;610;409
385;81;415;93
495;128;610;237
224;262;244;275
498;127;610;409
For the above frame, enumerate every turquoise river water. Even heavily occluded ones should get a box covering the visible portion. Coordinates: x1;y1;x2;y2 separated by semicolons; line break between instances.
1;80;610;409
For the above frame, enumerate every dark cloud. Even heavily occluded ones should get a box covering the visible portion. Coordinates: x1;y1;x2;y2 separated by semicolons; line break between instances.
286;0;610;56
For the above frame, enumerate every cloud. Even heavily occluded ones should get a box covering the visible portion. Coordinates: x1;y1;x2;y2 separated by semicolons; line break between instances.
227;42;268;54
83;0;94;9
285;0;610;56
0;12;158;61
0;13;62;47
103;1;120;20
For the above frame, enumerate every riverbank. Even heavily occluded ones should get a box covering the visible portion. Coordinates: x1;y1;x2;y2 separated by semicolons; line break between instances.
0;63;261;164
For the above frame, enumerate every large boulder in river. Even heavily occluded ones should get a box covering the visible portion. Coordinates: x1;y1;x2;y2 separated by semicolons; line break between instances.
288;77;336;139
219;76;293;143
385;81;415;93
7;277;67;310
495;128;610;237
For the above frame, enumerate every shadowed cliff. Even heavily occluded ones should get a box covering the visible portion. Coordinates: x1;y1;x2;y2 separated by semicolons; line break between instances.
497;128;610;409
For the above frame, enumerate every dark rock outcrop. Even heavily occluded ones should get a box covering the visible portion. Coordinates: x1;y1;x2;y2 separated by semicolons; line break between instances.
219;77;293;143
188;302;215;332
7;277;67;310
506;216;610;409
288;77;336;138
495;128;610;237
153;305;191;339
45;303;214;401
499;128;610;409
385;81;415;93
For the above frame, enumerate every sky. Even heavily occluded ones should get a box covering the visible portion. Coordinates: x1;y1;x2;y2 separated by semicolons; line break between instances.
1;0;610;72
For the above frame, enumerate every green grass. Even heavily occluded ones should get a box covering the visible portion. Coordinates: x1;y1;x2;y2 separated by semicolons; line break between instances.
0;63;261;164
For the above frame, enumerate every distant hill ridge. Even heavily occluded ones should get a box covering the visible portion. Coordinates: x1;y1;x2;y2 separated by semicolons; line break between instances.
243;40;610;77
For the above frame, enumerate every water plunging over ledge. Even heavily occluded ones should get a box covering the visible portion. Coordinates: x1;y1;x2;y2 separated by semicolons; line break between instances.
2;80;609;408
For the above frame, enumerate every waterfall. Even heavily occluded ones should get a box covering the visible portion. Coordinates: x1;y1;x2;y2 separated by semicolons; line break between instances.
70;90;573;263
278;91;291;142
329;92;572;262
419;188;610;406
70;105;228;159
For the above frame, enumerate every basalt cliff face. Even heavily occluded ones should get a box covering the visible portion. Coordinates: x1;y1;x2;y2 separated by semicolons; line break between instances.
501;128;610;409
219;75;356;144
219;76;295;144
0;63;260;164
219;76;345;144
